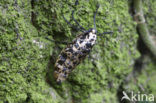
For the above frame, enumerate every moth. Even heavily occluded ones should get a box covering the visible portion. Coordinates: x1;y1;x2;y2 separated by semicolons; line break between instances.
54;0;112;83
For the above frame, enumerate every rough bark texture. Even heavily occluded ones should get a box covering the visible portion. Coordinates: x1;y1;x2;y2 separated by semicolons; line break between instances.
0;0;155;103
133;0;156;58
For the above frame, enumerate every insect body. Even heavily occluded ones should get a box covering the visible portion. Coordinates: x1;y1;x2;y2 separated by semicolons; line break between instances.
54;29;97;82
53;0;112;83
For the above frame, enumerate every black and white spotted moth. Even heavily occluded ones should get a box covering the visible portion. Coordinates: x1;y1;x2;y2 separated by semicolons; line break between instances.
54;0;112;83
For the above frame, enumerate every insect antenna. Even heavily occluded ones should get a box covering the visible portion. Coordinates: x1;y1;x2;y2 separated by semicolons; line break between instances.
71;10;86;32
93;3;113;35
93;3;100;33
62;0;86;32
62;13;80;31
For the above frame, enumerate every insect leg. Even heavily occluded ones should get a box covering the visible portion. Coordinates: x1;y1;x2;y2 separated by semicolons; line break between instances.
71;0;86;32
62;0;86;32
63;11;86;32
61;1;82;32
71;0;86;31
62;13;79;31
71;10;86;32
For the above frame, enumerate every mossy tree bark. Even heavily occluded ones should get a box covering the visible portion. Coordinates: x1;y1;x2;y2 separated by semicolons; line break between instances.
0;0;155;103
133;0;156;58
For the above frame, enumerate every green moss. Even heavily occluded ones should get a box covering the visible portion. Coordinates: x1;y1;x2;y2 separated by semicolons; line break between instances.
0;0;60;102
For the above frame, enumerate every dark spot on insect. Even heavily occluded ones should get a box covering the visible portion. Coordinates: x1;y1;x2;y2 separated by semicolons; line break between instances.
63;75;67;78
80;34;87;39
67;62;70;65
58;60;64;65
71;58;74;61
84;46;86;48
82;49;90;54
77;47;80;50
71;55;75;61
58;70;62;73
74;52;78;56
77;51;83;55
87;49;91;52
82;51;87;54
79;40;83;44
65;48;69;52
64;71;68;75
62;53;67;58
68;66;72;69
63;68;67;72
68;48;73;53
78;55;84;59
67;52;71;56
86;43;91;48
73;61;77;65
60;55;66;62
79;47;83;50
73;43;78;48
89;39;94;42
87;35;90;39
